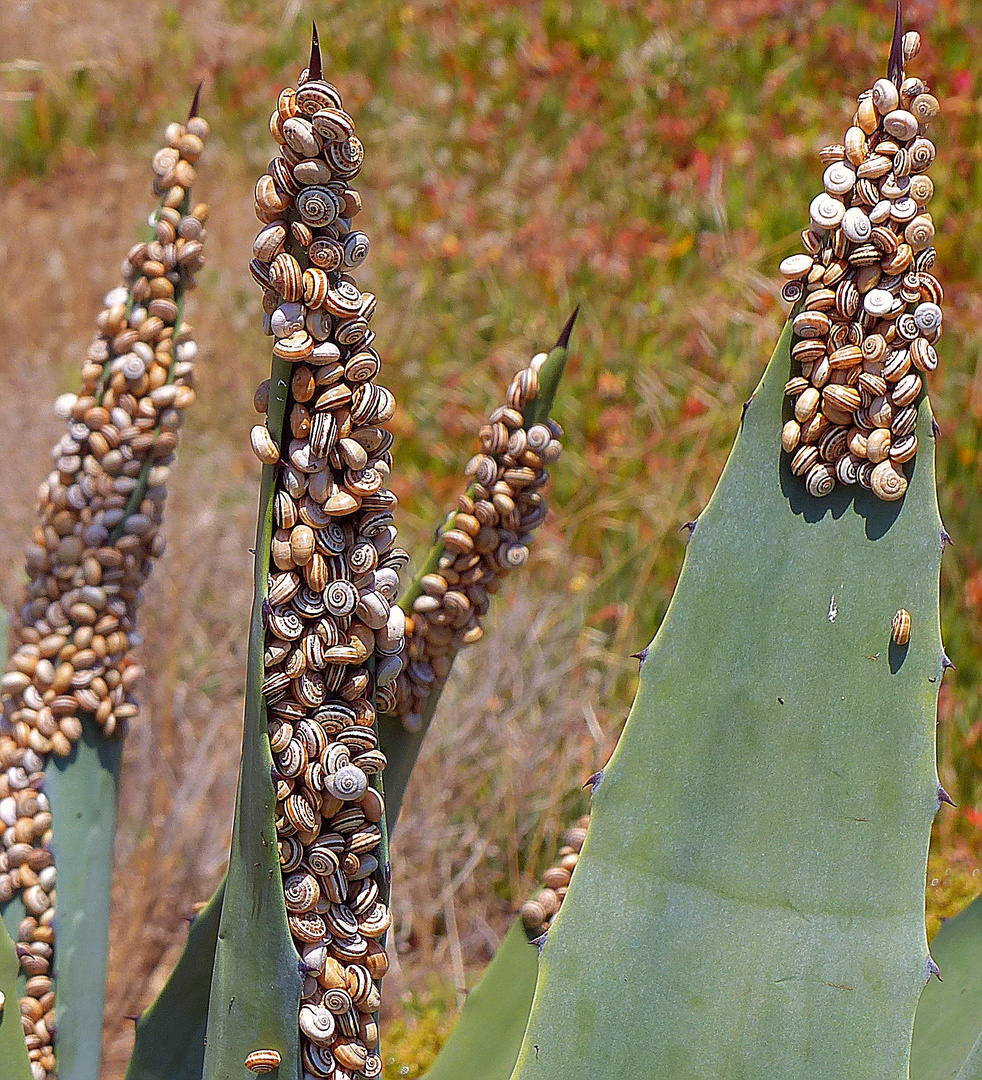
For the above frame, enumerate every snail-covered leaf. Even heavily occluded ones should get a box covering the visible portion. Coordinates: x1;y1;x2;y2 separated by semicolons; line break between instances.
124;877;226;1080
423;920;538;1080
202;358;302;1080
43;716;123;1080
381;322;575;832
508;317;944;1080
910;893;982;1079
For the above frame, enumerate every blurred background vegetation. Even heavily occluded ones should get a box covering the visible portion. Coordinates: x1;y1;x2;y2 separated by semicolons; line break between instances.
1;0;980;1075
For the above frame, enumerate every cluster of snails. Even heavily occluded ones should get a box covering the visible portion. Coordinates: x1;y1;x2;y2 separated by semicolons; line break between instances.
778;30;942;503
393;358;562;733
248;63;398;1080
0;111;209;1080
519;815;588;938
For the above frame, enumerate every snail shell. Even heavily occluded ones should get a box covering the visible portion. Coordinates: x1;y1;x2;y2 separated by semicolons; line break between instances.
902;31;921;63
311;107;355;142
836;453;862;485
823;160;857;195
326;137;364;178
295;80;343;114
781;421;801;454
863;289;895;317
282;116;322;158
779;254;815;281
890;432;918;463
871;78;900;115
244;1050;282;1074
909;338;938;373
908;137;936;173
325;579;358;617
809;193;845;231
905;215;936;251
297;185;341;227
269;252;304;302
883;109;919;141
870;460;908;501
913;302;942;334
343;231;371;268
891;608;912;645
910;93;940;124
805;462;836;498
273;330;314;361
250;425;280;465
284;872;320;913
822;385;861;413
308;237;344;272
299;1004;337;1047
840;206;871;243
792;311;830;339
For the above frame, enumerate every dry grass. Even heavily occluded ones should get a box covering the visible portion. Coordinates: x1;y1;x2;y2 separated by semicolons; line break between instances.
1;1;981;1076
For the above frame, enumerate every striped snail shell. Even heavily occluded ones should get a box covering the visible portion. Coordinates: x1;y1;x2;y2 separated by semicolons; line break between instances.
297;186;341;226
870;460;908;501
323;988;353;1014
269;252;304;302
282;116;322;158
299;1004;337;1047
308;237;344;272
805;462;836;498
892;609;912;646
890;432;918;463
311;107;355;142
295;80;343;114
270;301;306;338
902;31;921;63
306;840;340;876
781;280;805;303
326;137;364;178
244;1050;282;1074
836;454;861;485
362;1053;384;1079
326;764;369;802
343;231;370;267
278;835;303;872
345;350;380;384
325;579;358;617
250;425;280;465
303;1042;337;1077
907;137;936;173
500;542;528;568
335;316;370;346
283;872;320;913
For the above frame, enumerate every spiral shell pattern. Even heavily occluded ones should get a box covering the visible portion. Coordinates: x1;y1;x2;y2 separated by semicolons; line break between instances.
778;33;943;504
251;56;396;1076
0;106;210;1080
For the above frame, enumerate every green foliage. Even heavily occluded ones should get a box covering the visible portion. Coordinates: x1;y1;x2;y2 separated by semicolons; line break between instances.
202;357;303;1080
0;916;32;1080
44;719;123;1080
124;880;225;1080
911;891;982;1078
506;318;945;1078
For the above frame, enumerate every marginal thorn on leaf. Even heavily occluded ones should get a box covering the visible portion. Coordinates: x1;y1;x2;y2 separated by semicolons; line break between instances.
679;519;698;537
942;653;955;671
888;0;905;88
941;526;953;548
926;955;942;982
530;932;548;955
741;398;753;422
555;305;580;350
937;784;956;808
932;417;941;439
584;769;604;795
309;22;322;82
188;82;203;122
631;645;649;670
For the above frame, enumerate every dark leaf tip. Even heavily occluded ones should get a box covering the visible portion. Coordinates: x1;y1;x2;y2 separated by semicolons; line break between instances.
309;23;322;82
188;82;203;122
555;305;580;350
937;784;957;807
888;0;904;87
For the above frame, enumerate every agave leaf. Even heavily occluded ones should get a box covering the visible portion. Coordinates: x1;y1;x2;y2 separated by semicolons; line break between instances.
380;317;577;832
41;717;123;1080
123;878;225;1080
910;893;982;1079
202;358;303;1080
422;920;538;1080
0;915;32;1080
507;317;944;1080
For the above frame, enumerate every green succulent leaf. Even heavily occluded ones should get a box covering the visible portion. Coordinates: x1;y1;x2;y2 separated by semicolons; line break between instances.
44;716;123;1080
910;892;982;1079
423;920;538;1080
202;357;303;1080
506;316;945;1080
0;914;32;1080
124;878;225;1080
381;316;577;832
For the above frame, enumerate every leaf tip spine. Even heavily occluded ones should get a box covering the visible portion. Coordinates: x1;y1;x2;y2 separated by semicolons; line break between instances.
555;305;580;351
